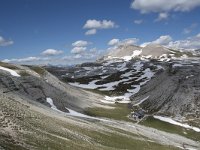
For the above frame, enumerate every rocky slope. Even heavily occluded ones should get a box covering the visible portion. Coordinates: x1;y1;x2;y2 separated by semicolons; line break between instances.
1;45;200;150
102;44;197;61
104;45;141;59
131;60;200;126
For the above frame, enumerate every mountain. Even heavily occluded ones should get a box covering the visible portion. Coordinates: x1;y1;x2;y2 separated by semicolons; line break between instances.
1;46;200;150
105;45;141;58
46;44;200;146
102;44;198;61
141;44;170;58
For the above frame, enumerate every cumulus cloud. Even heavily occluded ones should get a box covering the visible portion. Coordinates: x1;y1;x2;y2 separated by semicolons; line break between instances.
155;12;169;21
71;47;86;54
108;38;139;47
85;29;97;35
120;38;139;45
41;49;63;56
140;34;200;50
83;19;118;35
140;35;172;47
83;19;117;29
131;0;200;20
168;33;200;50
3;47;104;65
63;47;105;64
72;40;90;47
134;19;143;24
71;40;91;54
0;36;14;46
152;35;172;45
131;0;200;14
108;39;120;46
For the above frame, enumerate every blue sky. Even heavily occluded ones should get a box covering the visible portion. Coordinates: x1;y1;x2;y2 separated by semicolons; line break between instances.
1;0;200;65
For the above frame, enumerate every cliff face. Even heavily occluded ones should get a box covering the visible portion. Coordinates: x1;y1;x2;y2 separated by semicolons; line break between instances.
131;62;200;126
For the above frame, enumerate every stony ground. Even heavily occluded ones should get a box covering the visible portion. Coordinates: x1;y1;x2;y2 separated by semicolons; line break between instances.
0;61;200;150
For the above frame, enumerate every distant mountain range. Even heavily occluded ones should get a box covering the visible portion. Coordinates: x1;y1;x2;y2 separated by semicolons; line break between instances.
102;44;199;61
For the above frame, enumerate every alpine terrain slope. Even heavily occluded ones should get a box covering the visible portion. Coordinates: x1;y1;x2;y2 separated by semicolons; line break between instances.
1;44;200;150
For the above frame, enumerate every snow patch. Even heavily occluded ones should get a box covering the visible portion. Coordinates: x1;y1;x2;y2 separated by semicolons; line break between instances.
0;66;21;77
122;50;142;61
46;98;63;113
153;116;200;132
69;80;99;89
46;97;107;120
66;107;94;118
133;96;149;106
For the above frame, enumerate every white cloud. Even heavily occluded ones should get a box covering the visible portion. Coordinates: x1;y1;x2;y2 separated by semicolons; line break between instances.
62;47;105;64
155;12;168;21
134;19;143;24
74;54;82;59
140;42;151;47
71;47;86;54
108;38;139;46
152;35;172;45
140;35;172;47
140;34;200;50
168;33;200;50
3;57;44;63
3;47;104;65
183;23;198;34
85;29;97;35
131;0;200;14
41;49;63;56
0;36;14;46
83;19;117;29
131;0;200;21
71;40;91;54
108;39;120;46
120;38;139;45
83;19;118;35
72;40;90;47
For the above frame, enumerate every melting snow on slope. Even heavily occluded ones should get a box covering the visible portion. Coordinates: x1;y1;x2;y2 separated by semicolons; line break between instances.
69;80;99;89
122;50;142;61
69;61;155;104
133;96;149;106
46;98;63;113
154;116;200;132
103;68;154;103
136;68;154;82
66;108;94;118
133;61;143;72
46;98;95;119
0;66;21;77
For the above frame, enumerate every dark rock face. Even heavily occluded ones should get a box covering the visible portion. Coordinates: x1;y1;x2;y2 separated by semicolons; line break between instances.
0;73;70;112
131;61;200;124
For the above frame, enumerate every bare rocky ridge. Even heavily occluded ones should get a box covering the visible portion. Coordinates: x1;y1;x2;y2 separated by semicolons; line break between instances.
106;45;141;58
141;44;170;57
131;61;200;126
